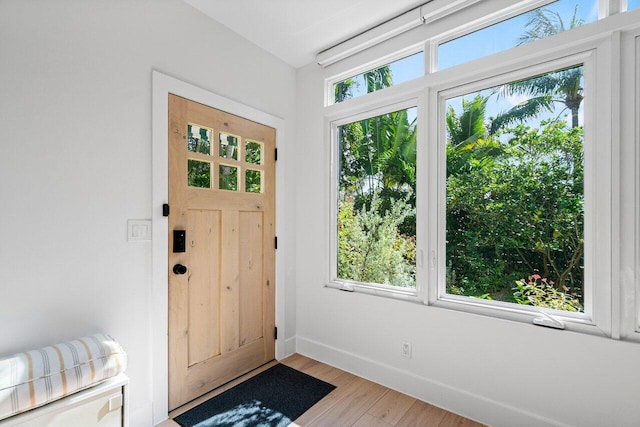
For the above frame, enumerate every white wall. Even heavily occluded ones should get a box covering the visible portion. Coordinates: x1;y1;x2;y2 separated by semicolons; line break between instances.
294;48;640;427
0;1;296;425
3;0;639;426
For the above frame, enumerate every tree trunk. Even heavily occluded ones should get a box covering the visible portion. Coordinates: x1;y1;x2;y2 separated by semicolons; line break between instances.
571;107;580;128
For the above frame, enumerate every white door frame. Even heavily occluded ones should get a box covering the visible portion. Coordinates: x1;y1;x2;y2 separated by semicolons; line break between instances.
150;70;287;424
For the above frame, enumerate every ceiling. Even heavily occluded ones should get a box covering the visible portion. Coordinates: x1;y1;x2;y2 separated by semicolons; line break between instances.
183;0;425;68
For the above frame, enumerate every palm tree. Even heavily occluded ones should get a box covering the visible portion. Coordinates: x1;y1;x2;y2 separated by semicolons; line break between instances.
337;63;417;237
334;64;393;103
492;5;584;131
446;94;502;176
516;5;584;46
364;65;393;93
335;78;356;103
340;108;416;197
373;109;416;191
339;65;417;195
447;95;488;149
492;66;583;131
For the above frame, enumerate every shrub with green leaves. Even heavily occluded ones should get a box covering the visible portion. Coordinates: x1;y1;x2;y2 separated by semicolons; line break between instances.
338;192;416;288
512;274;583;312
446;121;584;303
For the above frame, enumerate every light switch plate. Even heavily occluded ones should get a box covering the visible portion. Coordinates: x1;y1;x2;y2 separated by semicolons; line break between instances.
128;220;152;241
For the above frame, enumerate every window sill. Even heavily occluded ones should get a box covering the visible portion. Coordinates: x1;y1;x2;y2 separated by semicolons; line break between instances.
326;280;421;303
432;295;609;337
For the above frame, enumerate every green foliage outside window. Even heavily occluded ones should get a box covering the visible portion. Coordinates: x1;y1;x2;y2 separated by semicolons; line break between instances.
338;193;415;287
337;64;418;288
336;5;586;310
219;165;238;191
246;170;261;193
188;160;211;188
446;119;584;309
513;274;583;312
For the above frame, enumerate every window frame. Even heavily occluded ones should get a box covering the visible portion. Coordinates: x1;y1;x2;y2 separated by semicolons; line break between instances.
625;30;640;336
322;2;640;339
325;44;425;107
326;94;427;302
429;50;607;335
428;0;559;72
636;34;640;333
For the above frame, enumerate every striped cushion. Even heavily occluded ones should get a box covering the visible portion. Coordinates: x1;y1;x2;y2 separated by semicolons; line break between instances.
0;333;127;420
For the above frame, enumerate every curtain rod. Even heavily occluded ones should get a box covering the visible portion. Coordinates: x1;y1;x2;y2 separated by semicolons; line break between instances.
315;0;483;67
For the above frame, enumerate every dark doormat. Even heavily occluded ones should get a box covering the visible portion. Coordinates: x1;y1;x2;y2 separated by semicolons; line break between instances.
173;363;336;427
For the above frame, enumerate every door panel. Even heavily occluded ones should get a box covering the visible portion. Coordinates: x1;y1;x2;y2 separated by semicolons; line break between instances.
187;209;221;366
239;211;265;346
168;94;275;410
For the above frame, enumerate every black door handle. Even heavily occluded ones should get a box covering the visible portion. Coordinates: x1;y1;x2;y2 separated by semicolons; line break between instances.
173;264;187;275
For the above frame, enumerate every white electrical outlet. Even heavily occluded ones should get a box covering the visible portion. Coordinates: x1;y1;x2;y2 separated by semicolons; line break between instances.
401;341;412;358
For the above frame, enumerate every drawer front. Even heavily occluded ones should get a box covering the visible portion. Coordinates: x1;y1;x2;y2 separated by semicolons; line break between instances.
8;390;123;427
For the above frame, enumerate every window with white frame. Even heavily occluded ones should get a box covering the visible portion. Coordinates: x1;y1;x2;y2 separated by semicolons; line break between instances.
434;56;597;325
325;0;640;337
332;103;419;293
333;52;424;104
437;0;598;70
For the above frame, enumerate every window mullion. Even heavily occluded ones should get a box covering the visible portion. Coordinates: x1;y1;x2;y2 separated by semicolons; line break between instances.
599;0;624;17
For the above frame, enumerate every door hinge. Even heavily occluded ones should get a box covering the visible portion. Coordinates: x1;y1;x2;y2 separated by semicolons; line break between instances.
162;204;170;217
275;236;278;249
275;147;278;161
274;326;278;340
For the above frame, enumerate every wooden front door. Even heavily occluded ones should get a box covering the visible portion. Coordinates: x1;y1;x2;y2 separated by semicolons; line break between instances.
167;94;276;410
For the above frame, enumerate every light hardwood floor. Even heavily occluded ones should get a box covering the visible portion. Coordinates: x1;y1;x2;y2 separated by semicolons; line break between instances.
158;354;485;427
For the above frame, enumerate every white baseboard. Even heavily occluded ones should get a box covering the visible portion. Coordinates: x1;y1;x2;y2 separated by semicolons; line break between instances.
282;336;297;359
295;336;567;427
130;401;155;427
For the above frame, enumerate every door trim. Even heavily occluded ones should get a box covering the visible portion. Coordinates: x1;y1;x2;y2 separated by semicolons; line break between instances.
151;71;288;424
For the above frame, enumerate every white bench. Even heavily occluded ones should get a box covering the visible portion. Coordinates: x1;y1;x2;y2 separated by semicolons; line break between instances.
0;334;128;427
0;373;128;427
